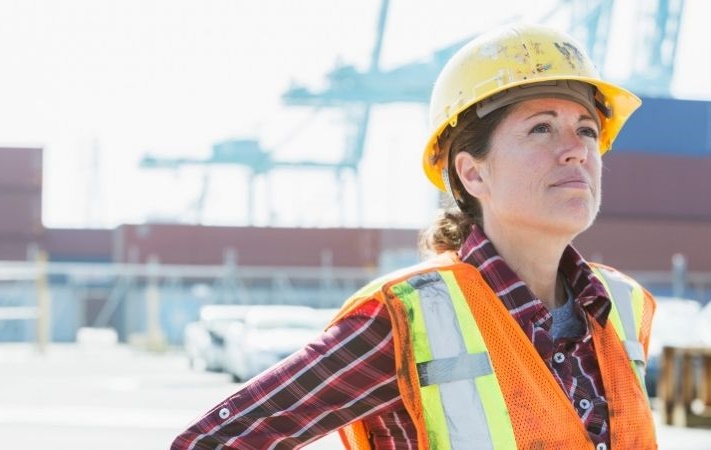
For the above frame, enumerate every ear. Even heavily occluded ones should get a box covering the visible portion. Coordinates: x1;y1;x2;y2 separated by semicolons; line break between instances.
454;152;488;199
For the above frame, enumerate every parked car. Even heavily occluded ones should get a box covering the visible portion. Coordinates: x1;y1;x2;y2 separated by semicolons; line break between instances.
645;296;702;397
183;304;251;371
695;300;711;346
223;305;335;382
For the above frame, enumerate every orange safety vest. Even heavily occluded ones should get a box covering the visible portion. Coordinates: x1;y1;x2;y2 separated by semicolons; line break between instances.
331;251;657;450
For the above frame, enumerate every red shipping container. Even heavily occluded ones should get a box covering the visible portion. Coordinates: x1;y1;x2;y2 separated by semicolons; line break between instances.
0;147;43;189
0;236;40;261
576;216;711;272
113;224;419;268
602;152;711;220
43;228;112;262
0;189;42;235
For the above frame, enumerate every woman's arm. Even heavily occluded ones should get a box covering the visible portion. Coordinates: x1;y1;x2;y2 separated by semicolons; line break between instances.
170;300;401;450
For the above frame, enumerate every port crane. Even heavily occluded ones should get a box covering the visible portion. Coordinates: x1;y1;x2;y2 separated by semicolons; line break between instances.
140;0;684;225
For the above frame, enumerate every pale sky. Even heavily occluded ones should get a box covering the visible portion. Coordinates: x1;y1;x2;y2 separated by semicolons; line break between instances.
1;0;710;229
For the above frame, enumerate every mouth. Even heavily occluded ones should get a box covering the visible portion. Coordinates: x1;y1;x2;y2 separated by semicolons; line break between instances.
550;177;591;190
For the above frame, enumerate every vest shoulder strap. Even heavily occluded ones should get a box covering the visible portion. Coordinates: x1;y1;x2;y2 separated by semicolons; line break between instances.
590;263;650;399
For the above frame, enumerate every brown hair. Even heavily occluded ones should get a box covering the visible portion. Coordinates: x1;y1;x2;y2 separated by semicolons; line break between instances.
419;104;513;255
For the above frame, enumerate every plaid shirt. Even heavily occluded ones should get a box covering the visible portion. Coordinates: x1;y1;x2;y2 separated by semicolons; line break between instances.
171;225;613;449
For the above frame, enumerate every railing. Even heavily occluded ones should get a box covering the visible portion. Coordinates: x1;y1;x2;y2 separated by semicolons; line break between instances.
629;270;711;304
2;253;711;347
0;255;380;346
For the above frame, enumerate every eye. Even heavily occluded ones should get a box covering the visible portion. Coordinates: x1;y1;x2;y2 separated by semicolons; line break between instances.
530;123;551;134
578;126;599;139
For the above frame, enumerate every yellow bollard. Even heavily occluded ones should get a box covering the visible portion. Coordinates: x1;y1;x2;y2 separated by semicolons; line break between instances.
145;255;166;352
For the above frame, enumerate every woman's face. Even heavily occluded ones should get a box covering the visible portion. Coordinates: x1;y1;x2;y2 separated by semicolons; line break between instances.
457;97;602;238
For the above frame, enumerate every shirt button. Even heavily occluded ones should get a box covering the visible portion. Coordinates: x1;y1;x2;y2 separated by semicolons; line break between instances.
553;352;565;363
579;399;592;410
218;407;230;420
596;443;607;450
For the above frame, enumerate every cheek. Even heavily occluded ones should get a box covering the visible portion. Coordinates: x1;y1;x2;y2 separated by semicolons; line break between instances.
517;156;548;191
498;165;537;203
589;153;603;187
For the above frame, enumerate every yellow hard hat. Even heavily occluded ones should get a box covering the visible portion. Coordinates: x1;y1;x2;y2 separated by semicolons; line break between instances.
423;23;642;192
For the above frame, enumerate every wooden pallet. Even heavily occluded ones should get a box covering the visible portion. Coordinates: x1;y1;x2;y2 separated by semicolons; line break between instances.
657;345;711;427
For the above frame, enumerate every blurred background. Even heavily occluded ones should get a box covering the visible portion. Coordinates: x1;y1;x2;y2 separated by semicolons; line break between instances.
1;0;711;448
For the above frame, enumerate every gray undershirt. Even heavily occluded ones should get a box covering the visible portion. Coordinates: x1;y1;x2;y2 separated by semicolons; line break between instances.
549;281;585;340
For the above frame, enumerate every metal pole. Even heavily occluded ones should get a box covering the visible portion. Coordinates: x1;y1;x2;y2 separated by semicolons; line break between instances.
35;250;51;353
321;250;334;308
672;253;687;298
146;255;166;351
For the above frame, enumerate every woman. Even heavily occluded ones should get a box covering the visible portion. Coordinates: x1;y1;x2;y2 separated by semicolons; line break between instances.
172;23;657;449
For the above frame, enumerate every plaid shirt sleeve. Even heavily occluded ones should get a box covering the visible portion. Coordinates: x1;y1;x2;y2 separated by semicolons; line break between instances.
170;300;402;450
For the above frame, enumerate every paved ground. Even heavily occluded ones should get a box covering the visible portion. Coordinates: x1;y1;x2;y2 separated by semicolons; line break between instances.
0;343;709;450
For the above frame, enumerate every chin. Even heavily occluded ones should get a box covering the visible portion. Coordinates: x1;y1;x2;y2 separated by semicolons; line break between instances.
543;207;597;237
564;213;597;236
562;199;598;226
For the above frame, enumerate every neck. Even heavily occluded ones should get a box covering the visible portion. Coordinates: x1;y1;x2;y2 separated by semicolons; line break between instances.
481;221;571;310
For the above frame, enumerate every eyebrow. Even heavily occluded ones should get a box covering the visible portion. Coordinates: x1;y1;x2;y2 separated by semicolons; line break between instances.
524;110;597;123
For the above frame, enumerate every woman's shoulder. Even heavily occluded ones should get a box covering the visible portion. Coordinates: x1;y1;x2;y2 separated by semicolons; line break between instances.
332;251;464;321
367;251;462;292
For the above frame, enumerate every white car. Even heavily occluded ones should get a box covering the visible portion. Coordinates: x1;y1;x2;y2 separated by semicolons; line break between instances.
695;300;711;346
223;305;336;382
183;304;251;371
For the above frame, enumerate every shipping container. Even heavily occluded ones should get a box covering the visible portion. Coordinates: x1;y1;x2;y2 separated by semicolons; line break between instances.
615;97;711;157
0;189;42;235
43;228;112;262
113;224;420;268
0;237;40;261
575;216;711;272
602;152;711;220
0;147;42;189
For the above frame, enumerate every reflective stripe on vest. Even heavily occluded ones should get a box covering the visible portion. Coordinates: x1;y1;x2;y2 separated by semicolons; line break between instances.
591;266;649;401
390;271;517;450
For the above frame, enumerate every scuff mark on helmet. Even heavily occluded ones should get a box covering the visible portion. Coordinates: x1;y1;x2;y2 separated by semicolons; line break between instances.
554;42;585;69
521;43;531;58
517;43;532;65
535;63;551;73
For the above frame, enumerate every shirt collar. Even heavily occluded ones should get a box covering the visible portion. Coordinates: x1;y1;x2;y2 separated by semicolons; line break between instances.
458;225;612;327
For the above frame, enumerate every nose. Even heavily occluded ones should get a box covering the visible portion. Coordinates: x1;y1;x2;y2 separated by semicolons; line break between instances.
557;128;590;165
